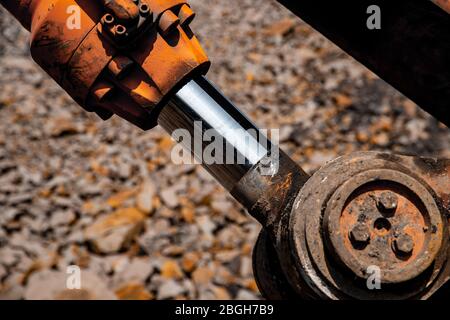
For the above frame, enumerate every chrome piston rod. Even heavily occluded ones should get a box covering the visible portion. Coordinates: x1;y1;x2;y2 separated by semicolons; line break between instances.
158;76;270;192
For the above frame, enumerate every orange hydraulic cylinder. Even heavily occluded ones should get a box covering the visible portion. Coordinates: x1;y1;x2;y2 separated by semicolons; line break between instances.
0;0;210;129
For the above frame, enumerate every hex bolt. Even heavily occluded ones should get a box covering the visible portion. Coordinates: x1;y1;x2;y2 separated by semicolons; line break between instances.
377;191;398;213
393;233;414;256
158;10;180;36
349;223;371;246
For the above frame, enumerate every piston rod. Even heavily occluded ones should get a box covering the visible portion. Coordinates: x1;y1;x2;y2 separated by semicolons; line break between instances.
158;76;268;192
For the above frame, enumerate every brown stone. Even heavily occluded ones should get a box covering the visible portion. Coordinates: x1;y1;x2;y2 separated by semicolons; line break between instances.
181;252;200;273
192;266;214;285
107;189;137;208
115;283;153;300
136;180;157;214
211;285;231;300
84;208;145;254
161;260;184;280
263;18;296;37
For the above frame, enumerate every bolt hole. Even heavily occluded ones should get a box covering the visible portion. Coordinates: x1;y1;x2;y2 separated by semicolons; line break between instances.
115;25;127;35
104;14;114;24
140;4;150;14
373;218;391;232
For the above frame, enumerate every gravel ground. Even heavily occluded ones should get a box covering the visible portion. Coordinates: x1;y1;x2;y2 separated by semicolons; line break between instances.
0;0;449;300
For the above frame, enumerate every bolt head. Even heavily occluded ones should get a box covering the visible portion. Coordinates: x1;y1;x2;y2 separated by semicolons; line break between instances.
349;223;371;246
393;233;414;256
377;191;398;212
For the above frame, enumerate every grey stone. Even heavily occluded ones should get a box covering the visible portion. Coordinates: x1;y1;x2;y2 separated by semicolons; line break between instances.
236;289;259;300
157;280;185;300
24;269;116;300
50;210;76;227
160;186;180;209
136;180;156;214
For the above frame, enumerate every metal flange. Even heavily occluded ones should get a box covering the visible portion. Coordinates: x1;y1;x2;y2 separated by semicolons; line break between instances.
324;169;444;285
284;152;450;299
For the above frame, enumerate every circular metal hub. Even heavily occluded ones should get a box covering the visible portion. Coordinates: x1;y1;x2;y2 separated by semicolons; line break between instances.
288;152;448;299
323;170;444;285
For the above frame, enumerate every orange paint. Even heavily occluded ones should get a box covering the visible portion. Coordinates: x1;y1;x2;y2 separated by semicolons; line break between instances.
1;0;210;129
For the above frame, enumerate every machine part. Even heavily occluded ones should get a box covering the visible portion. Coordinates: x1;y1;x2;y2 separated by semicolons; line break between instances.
157;75;313;299
268;152;450;300
158;75;310;212
323;169;444;285
231;151;309;232
158;77;313;298
252;230;299;300
108;56;135;79
158;9;180;35
1;0;210;129
99;0;139;21
178;3;195;26
276;0;450;126
158;76;272;192
253;152;450;300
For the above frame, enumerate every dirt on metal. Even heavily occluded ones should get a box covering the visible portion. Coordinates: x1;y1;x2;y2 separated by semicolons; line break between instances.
2;0;210;129
284;152;450;299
